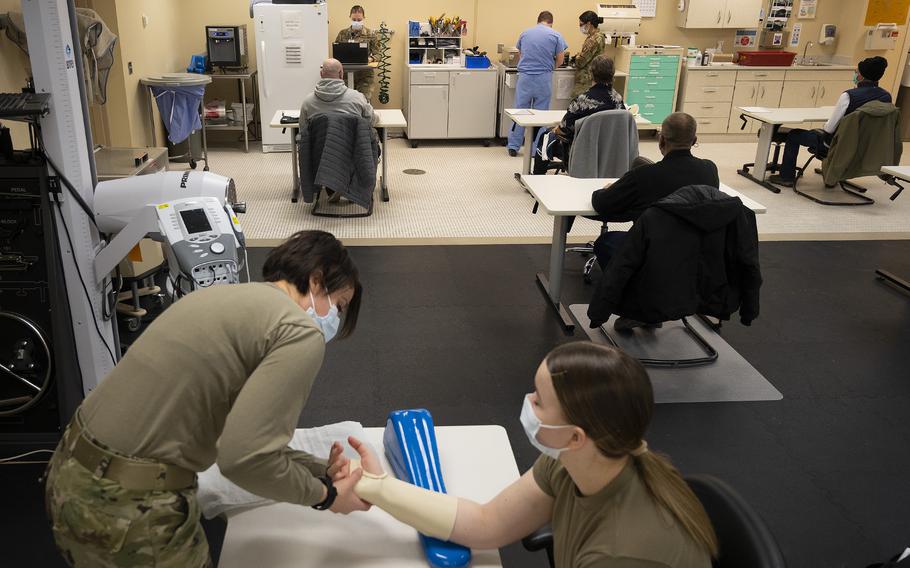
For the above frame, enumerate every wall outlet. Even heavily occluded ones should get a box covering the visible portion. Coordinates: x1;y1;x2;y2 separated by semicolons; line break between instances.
142;14;149;28
128;62;133;75
497;43;504;54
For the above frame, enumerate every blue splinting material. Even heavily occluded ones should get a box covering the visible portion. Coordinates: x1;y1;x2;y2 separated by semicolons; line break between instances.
384;409;472;568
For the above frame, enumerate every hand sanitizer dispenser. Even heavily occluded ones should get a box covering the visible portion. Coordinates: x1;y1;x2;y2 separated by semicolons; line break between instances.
819;24;837;46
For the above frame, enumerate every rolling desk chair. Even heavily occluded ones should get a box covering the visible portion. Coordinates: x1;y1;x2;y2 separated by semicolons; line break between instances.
792;102;903;206
522;475;787;568
563;110;639;283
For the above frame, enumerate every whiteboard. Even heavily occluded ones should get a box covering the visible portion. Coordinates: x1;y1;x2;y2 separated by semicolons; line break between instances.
634;0;657;18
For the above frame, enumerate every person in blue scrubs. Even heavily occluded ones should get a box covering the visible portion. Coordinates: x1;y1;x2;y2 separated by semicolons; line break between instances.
508;11;568;156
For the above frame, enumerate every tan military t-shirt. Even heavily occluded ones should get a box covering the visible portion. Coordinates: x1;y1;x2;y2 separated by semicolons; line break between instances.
80;283;328;506
533;456;712;568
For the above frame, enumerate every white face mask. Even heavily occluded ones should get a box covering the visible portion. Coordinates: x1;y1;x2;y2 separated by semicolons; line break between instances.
351;20;364;31
520;394;572;460
580;25;588;35
307;291;340;343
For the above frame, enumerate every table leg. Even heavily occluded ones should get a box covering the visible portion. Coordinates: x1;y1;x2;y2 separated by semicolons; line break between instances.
737;122;780;194
380;127;389;202
291;126;300;203
536;215;576;334
241;78;249;153
522;125;534;175
347;71;355;89
876;269;910;294
146;87;156;147
200;99;210;171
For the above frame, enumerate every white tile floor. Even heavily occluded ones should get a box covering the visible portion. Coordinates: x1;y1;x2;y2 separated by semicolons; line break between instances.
204;136;910;244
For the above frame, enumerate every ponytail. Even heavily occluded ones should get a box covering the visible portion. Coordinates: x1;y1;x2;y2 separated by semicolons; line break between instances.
633;450;719;558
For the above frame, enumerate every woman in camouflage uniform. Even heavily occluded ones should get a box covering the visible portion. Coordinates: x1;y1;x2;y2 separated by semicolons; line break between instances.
335;5;380;101
572;11;607;99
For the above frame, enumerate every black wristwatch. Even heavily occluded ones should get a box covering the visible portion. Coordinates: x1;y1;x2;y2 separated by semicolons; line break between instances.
311;475;337;511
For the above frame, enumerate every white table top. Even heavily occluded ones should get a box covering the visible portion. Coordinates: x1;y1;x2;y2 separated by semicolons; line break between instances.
269;109;407;129
881;165;910;181
221;425;520;568
505;108;653;129
738;106;834;125
521;174;767;216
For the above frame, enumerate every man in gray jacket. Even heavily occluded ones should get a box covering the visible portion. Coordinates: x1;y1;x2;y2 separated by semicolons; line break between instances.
300;58;378;127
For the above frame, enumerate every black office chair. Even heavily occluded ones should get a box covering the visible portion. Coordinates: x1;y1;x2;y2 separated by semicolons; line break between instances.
564;155;653;283
522;474;787;568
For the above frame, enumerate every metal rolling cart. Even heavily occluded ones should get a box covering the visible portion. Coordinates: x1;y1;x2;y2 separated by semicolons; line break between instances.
140;73;211;171
205;69;259;153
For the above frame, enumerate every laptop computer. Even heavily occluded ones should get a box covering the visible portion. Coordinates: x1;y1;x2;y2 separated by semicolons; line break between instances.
333;42;369;65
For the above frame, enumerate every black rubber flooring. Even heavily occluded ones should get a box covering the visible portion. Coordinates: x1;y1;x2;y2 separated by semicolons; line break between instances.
2;240;909;568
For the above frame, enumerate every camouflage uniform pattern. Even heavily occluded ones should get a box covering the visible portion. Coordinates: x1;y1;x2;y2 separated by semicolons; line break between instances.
44;425;210;567
572;31;607;99
335;26;380;101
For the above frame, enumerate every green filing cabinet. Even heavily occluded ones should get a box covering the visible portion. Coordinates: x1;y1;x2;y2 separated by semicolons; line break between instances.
615;47;684;126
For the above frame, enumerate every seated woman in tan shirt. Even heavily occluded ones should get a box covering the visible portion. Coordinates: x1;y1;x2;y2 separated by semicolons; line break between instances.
330;342;717;568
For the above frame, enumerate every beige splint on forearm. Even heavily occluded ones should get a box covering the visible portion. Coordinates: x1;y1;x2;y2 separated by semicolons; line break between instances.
352;461;459;541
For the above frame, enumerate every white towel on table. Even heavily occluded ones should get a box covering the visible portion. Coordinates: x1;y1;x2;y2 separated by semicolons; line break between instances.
197;421;372;519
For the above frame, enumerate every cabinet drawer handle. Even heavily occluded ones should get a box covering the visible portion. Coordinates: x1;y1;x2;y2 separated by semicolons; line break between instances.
701;105;715;109
727;10;732;24
704;88;718;92
645;96;656;99
717;10;722;23
707;72;719;77
647;82;659;85
750;86;756;98
819;86;826;99
810;86;816;99
755;73;768;77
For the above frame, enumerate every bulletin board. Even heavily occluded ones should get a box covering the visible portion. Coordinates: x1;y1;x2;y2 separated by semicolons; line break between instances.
864;0;910;26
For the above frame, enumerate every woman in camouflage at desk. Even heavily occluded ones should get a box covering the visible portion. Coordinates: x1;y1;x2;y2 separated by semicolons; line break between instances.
572;11;607;99
336;5;381;101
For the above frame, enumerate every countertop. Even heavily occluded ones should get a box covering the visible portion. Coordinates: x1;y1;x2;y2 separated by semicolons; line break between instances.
408;64;498;71
686;63;855;71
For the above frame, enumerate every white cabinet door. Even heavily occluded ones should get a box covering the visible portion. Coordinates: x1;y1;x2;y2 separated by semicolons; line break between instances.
725;0;763;29
779;81;819;108
409;84;449;139
730;80;758;133
447;71;497;138
756;80;783;108
817;81;853;107
680;0;725;28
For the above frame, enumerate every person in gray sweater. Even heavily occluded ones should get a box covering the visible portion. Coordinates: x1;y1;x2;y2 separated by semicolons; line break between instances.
299;58;378;127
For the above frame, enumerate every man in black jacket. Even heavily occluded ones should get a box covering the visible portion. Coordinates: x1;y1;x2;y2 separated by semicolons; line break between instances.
587;185;761;330
590;112;719;330
591;113;719;262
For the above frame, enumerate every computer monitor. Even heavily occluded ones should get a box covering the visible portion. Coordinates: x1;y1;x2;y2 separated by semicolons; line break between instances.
333;42;369;65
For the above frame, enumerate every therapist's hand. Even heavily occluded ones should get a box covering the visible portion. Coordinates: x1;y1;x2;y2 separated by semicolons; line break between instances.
329;468;371;514
326;441;351;481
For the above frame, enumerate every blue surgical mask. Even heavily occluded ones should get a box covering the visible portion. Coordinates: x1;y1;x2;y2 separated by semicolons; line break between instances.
520;394;572;460
307;291;340;343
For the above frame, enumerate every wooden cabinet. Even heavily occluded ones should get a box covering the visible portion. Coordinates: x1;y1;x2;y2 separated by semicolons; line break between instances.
728;79;782;133
678;0;763;29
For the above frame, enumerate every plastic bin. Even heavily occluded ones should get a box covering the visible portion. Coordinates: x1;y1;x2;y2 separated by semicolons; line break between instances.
735;50;797;67
465;55;491;69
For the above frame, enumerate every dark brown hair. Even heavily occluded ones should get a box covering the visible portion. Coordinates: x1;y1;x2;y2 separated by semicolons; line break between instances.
579;10;600;28
350;5;365;16
546;342;718;558
262;230;362;339
591;55;614;84
538;11;554;24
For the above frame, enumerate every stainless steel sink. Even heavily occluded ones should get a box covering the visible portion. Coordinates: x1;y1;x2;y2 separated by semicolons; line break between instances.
797;61;833;67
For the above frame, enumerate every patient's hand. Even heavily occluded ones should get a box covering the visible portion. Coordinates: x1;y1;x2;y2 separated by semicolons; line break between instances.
348;435;384;475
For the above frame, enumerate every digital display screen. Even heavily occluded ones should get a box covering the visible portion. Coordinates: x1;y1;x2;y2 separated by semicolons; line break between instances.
180;209;212;234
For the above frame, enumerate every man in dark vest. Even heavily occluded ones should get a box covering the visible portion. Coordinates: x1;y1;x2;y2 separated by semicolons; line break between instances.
769;56;891;187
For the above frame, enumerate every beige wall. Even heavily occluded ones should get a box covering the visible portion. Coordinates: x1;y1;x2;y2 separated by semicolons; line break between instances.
110;0;185;147
77;0;910;145
0;0;33;149
327;0;477;109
